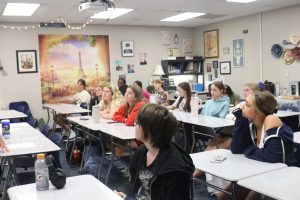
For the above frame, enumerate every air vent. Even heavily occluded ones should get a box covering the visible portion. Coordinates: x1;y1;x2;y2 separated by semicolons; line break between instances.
40;22;66;28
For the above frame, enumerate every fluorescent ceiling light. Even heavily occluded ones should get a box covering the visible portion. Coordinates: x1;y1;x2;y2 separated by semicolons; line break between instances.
3;3;40;16
161;12;206;22
91;8;133;19
226;0;257;3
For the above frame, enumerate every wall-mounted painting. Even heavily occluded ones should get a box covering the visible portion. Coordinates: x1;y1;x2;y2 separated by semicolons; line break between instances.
204;30;219;58
16;50;38;74
38;35;110;104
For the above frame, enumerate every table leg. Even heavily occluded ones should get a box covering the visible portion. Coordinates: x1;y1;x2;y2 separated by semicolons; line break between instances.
105;136;115;185
231;182;237;200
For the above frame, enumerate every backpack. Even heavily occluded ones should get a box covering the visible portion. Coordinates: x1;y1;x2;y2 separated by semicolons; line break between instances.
82;155;123;184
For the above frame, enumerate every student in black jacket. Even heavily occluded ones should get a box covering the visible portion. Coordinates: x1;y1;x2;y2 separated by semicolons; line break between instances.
117;104;195;200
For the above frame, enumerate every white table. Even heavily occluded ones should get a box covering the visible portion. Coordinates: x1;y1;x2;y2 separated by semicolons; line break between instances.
43;103;90;134
276;110;300;118
67;116;135;140
190;149;287;199
0;122;60;157
0;122;60;199
0;110;27;120
238;167;300;200
43;103;90;115
67;116;135;184
7;174;123;200
171;110;234;128
171;111;234;153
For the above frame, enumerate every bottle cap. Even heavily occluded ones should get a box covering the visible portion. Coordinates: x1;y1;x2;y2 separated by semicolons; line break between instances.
37;153;45;159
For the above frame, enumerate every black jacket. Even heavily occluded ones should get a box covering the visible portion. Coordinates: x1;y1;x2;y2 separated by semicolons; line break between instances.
231;108;297;166
129;142;195;200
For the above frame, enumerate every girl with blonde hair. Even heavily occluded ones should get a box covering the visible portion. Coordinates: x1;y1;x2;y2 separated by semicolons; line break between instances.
99;84;125;119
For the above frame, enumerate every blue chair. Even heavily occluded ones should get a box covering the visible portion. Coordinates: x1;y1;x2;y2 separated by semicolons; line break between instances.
9;101;37;127
41;124;51;137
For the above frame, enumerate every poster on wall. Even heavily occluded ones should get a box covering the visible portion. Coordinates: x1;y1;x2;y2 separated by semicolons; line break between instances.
161;31;171;46
116;60;123;71
39;35;110;104
233;39;244;67
183;39;192;53
127;64;135;73
139;53;147;65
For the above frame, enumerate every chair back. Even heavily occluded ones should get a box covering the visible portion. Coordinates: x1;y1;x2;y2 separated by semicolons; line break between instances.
41;124;51;137
9;101;37;126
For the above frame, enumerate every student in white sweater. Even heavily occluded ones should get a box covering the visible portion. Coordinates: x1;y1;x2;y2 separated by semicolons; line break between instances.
72;79;91;106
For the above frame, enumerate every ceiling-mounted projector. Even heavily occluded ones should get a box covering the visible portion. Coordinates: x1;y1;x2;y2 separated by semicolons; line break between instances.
79;0;115;12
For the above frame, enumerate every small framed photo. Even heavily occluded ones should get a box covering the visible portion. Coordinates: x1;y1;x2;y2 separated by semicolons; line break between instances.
212;60;218;69
16;50;38;74
220;61;231;75
167;48;179;57
121;41;134;57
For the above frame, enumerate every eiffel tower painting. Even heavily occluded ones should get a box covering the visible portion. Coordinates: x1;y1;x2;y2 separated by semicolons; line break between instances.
77;51;87;79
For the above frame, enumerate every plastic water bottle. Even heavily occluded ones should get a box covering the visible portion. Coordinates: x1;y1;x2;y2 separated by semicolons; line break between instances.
1;119;10;139
35;153;49;191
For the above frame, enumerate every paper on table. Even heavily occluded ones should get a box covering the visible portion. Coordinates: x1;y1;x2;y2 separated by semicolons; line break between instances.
7;142;36;150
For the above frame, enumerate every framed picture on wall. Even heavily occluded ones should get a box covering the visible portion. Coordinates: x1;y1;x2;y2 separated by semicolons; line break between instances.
220;61;231;75
121;41;134;57
212;60;218;69
204;29;219;58
16;50;38;74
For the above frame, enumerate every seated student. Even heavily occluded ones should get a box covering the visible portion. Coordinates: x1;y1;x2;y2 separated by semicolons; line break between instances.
116;104;195;200
72;79;91;106
89;86;103;111
133;80;150;103
113;85;145;126
193;81;230;181
201;81;230;118
223;84;240;106
99;84;125;119
218;91;297;200
153;79;169;106
118;78;128;96
226;83;259;120
55;79;91;133
167;82;191;112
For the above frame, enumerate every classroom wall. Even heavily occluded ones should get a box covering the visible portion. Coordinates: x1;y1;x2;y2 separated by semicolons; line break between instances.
193;5;300;97
0;25;193;120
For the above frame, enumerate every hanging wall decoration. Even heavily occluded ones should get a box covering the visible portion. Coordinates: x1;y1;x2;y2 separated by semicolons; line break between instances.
161;31;171;46
233;39;244;67
204;29;219;58
139;53;147;65
39;34;110;104
16;50;38;74
183;39;192;53
271;33;300;65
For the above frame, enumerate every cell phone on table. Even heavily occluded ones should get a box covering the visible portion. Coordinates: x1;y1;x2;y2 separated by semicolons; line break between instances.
211;155;227;163
80;117;89;120
107;121;119;124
